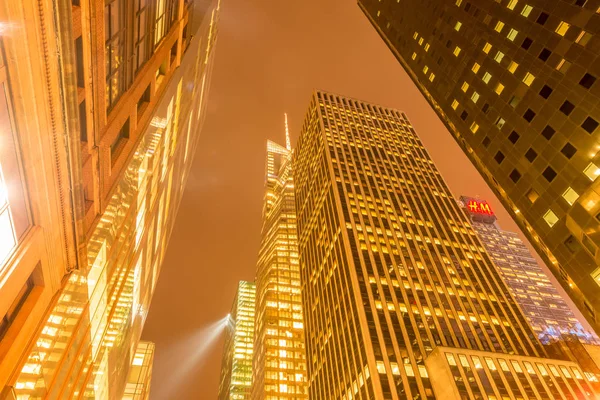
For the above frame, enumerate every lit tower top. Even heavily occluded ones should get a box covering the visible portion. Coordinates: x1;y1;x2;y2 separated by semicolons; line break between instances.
284;113;292;152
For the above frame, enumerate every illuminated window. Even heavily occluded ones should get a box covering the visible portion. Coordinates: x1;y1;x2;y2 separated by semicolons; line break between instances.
456;0;462;5
423;66;429;74
418;37;424;45
527;189;539;203
411;52;417;60
461;82;469;92
584;162;600;180
413;32;418;39
543;210;559;227
424;43;430;52
494;51;504;62
483;42;492;53
521;4;533;17
591;267;600;288
429;73;435;82
495;83;505;94
470;122;479;133
455;21;462;31
555;21;570;36
471;92;480;103
508;61;518;73
453;46;461;56
472;63;481;73
556;58;571;74
576;31;592;46
451;100;459;110
507;0;518;10
482;72;492;83
523;72;535;86
562;187;579;205
507;28;518;41
495;21;505;32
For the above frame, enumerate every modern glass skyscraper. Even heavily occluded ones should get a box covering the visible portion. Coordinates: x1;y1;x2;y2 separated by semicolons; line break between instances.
0;0;220;397
293;90;600;399
357;0;600;334
122;341;155;400
251;124;308;399
219;281;256;400
459;195;597;343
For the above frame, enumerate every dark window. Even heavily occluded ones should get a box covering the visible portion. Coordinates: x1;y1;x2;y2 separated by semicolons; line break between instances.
137;83;151;121
495;151;505;164
582;117;599;133
574;0;587;6
523;109;536;122
564;235;581;253
580;73;596;89
0;273;35;341
464;2;471;11
541;125;556;140
75;36;84;88
539;85;553;99
111;118;130;163
460;111;468;120
79;100;87;142
559;100;575;116
521;37;533;50
542;166;557;182
525;148;537;162
133;0;150;74
482;136;491;148
482;103;489;113
508;131;520;144
446;40;453;48
538;48;551;61
509;96;520;107
561;142;577;159
536;12;549;25
105;0;127;111
509;169;522;183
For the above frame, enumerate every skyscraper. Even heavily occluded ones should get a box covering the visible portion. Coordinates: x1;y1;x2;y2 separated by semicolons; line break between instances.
0;0;220;397
219;281;256;400
293;90;600;399
251;119;308;399
459;195;596;342
357;0;600;333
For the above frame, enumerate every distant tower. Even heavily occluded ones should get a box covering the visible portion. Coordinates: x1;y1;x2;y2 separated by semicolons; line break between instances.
459;195;597;343
293;90;600;399
251;118;308;399
218;281;256;400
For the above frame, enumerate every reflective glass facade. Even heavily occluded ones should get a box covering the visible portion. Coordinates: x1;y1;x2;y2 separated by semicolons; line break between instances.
293;90;599;399
219;281;256;400
252;138;308;399
358;0;600;334
460;195;597;343
0;0;220;397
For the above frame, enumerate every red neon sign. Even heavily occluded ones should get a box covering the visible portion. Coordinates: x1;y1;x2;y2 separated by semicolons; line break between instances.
467;199;494;216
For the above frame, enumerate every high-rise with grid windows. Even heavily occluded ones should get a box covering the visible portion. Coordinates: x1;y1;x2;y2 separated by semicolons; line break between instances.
293;90;600;399
358;0;600;334
459;195;597;343
0;0;219;397
251;126;308;399
219;281;256;400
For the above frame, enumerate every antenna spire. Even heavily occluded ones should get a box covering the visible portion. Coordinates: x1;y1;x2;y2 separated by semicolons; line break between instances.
284;113;291;151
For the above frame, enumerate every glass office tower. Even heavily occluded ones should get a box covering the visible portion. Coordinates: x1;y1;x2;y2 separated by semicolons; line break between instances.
219;281;256;400
293;90;599;399
0;0;220;397
122;341;155;400
459;195;597;343
251;130;309;399
358;0;600;334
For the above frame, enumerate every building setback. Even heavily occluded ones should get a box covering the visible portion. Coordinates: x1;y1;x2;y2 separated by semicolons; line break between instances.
251;127;308;399
357;0;600;334
459;195;597;343
218;281;256;400
0;0;220;397
293;90;599;399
